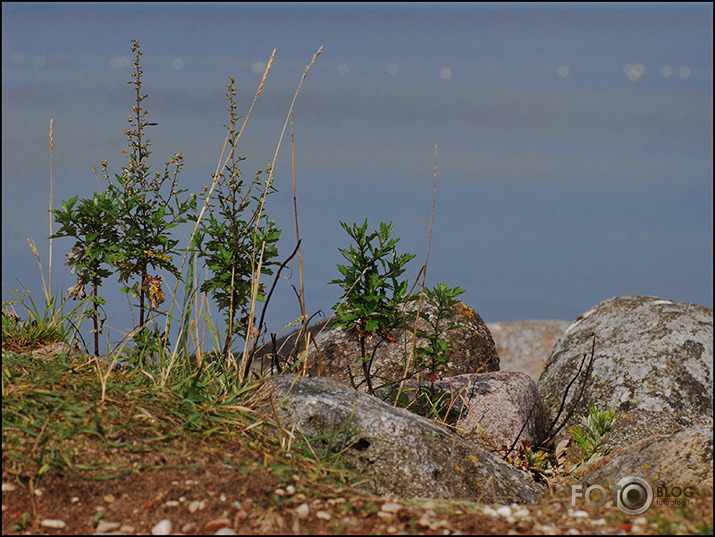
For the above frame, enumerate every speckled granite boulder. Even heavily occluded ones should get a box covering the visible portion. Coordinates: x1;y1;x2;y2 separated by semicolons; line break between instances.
258;374;544;504
538;295;713;441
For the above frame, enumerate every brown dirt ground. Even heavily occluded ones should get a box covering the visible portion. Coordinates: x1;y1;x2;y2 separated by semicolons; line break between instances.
2;433;712;536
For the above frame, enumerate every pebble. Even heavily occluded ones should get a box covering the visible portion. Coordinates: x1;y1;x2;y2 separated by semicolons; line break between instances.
95;521;121;533
295;502;310;519
41;519;66;529
316;510;332;520
151;519;172;535
495;505;512;518
204;517;232;531
188;499;206;513
381;501;403;514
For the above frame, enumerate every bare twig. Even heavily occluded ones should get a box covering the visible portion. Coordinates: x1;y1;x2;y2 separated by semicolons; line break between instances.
538;334;597;447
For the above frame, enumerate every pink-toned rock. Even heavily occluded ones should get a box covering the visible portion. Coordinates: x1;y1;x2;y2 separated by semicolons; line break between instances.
433;371;548;451
487;320;570;381
301;300;499;391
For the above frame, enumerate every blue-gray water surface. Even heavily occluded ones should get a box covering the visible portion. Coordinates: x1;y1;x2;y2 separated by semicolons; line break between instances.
2;2;712;352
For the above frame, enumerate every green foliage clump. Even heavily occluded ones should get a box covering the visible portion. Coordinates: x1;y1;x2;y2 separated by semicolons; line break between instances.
569;406;617;460
329;219;415;393
408;282;465;390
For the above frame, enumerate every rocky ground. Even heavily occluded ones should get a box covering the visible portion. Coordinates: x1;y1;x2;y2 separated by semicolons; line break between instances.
3;305;712;535
3;418;712;535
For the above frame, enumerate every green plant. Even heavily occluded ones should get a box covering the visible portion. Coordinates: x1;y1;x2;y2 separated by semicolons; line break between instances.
103;39;196;344
329;219;416;393
51;190;121;356
2;288;82;352
408;282;465;390
502;439;556;482
192;77;281;358
569;406;616;461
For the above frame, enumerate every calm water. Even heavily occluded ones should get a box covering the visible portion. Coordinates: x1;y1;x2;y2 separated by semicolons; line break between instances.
2;3;713;350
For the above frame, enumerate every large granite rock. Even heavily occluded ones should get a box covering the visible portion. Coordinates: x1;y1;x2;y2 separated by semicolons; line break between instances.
537;295;713;492
296;300;499;391
538;295;713;440
257;374;544;504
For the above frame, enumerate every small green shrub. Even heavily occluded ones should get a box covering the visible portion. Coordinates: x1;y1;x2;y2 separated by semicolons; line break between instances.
569;406;617;460
329;219;416;393
192;77;281;358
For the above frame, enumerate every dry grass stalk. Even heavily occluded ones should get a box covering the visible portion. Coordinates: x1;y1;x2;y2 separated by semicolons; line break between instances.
241;45;324;375
394;145;438;406
48;118;54;295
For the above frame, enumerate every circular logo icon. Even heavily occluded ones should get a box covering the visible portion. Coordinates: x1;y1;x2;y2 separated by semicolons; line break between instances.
614;476;654;516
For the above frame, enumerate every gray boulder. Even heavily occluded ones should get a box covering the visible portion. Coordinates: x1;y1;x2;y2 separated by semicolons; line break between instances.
575;421;714;491
537;295;713;490
488;320;571;381
258;374;544;504
538;295;713;440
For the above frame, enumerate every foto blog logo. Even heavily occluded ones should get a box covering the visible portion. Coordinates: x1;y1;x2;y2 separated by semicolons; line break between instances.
572;476;654;516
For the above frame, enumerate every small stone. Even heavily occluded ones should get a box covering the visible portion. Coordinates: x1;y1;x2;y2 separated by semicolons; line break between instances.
316;510;331;520
103;494;115;503
34;488;43;496
219;493;227;502
188;500;206;513
482;506;498;517
274;488;285;496
41;519;66;529
2;483;16;492
95;521;121;533
152;519;172;535
571;510;589;518
205;517;232;531
215;529;237;535
71;497;80;503
285;484;296;495
181;522;197;533
512;507;530;519
164;500;179;507
495;505;512;518
381;502;403;514
633;516;647;526
119;525;135;534
295;503;310;519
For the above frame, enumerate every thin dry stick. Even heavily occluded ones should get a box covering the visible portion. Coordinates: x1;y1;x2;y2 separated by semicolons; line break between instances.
241;46;323;372
251;45;324;248
290;111;309;352
48;118;54;297
394;144;438;406
240;242;266;384
27;238;50;304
